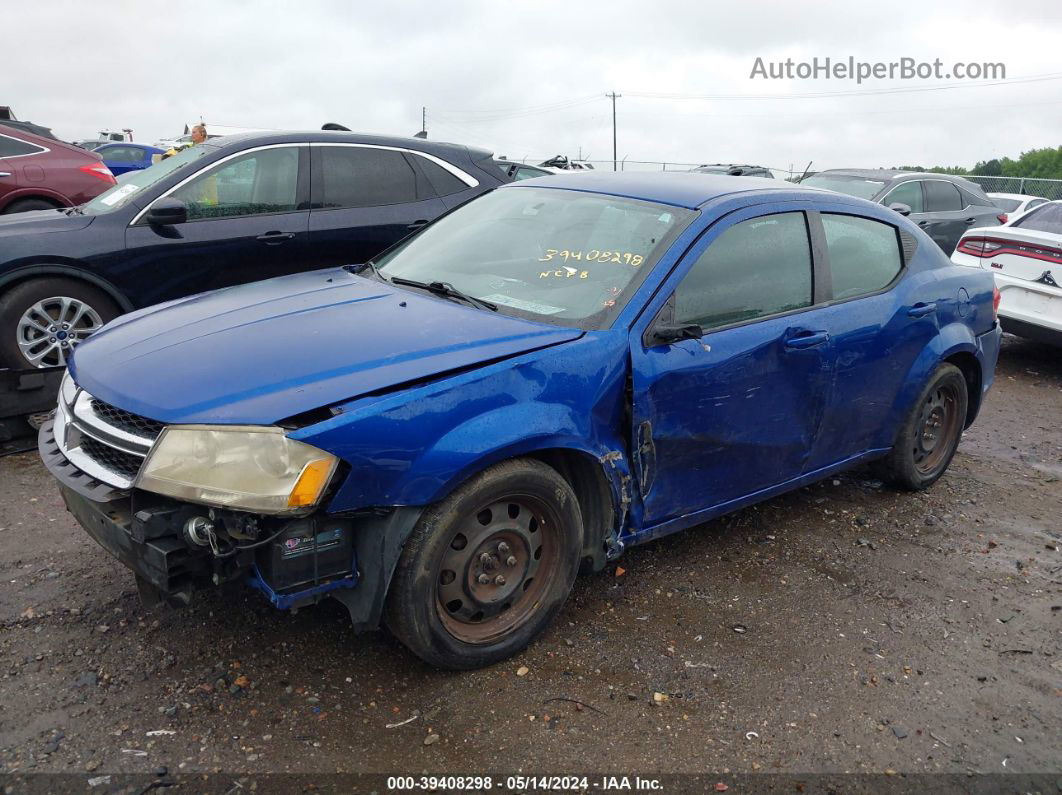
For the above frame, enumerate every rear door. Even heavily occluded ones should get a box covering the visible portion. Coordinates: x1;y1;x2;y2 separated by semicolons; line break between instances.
803;210;935;468
629;207;834;527
920;180;970;254
124;143;312;305
306;144;447;267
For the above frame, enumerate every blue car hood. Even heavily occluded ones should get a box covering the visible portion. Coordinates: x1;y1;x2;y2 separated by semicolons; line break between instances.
70;268;583;424
0;208;95;235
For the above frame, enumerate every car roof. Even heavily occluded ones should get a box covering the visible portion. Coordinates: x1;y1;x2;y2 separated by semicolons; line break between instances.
203;129;493;161
820;168;983;187
508;171;824;210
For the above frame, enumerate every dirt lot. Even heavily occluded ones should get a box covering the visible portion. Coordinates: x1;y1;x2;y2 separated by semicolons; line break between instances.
0;336;1059;787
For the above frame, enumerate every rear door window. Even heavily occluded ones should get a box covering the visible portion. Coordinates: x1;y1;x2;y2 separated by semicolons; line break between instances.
822;214;904;300
674;212;813;330
313;146;419;209
924;181;962;212
882;181;924;213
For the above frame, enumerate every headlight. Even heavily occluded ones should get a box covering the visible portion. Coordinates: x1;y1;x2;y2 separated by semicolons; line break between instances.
137;425;338;515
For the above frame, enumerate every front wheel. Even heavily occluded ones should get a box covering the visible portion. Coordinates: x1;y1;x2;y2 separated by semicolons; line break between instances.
877;363;968;490
385;458;583;669
0;277;121;369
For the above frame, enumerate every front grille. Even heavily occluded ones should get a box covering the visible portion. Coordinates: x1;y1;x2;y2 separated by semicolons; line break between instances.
90;398;165;440
80;436;145;481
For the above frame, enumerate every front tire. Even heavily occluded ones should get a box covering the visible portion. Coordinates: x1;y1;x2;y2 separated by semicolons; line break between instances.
385;458;583;670
0;277;121;369
877;363;968;490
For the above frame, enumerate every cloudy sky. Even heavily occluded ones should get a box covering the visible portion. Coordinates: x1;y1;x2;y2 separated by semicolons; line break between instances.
8;0;1062;175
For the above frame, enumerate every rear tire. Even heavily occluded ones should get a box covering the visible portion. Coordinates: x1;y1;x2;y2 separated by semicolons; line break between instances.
2;198;59;214
0;277;121;369
385;458;582;670
876;363;968;491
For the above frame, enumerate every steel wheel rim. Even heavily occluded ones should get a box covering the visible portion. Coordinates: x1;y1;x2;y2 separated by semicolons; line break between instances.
913;382;962;475
435;495;561;645
17;296;103;368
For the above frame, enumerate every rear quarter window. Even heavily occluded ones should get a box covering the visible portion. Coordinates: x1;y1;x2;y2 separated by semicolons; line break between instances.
0;133;46;158
822;214;904;300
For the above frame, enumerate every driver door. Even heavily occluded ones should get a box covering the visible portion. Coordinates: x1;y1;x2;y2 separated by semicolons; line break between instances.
629;208;834;528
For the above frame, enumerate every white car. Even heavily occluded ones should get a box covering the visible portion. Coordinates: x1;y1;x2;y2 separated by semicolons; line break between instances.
988;192;1051;223
951;201;1062;346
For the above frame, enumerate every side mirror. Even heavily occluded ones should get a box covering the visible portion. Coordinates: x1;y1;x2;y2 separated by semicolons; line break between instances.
888;202;912;217
649;323;703;346
145;197;187;226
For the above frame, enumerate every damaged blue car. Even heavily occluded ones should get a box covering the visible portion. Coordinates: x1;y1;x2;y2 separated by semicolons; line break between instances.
39;172;1001;668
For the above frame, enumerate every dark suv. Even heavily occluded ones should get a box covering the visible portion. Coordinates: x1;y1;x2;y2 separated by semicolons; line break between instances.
0;130;508;369
800;169;1003;254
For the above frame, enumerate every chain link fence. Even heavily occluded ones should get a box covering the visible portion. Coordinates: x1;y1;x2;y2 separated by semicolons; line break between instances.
957;175;1062;201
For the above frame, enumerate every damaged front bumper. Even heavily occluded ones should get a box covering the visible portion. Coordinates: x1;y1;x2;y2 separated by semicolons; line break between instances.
39;418;422;629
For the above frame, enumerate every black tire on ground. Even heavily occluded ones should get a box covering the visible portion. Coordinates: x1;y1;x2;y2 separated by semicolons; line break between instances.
2;198;59;214
876;363;968;491
384;458;583;670
0;277;121;369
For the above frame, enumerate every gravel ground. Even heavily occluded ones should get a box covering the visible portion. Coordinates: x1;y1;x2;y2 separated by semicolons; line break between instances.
0;336;1059;785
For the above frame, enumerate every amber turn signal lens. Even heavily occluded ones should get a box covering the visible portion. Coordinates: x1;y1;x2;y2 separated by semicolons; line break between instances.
288;458;337;508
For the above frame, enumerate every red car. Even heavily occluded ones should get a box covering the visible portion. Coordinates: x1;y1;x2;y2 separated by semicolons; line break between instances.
0;124;115;214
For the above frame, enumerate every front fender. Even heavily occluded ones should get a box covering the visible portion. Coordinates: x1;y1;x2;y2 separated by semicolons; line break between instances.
292;333;631;517
875;320;980;448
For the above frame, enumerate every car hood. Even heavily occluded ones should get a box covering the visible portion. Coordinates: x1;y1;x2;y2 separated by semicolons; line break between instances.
0;208;95;235
69;268;583;425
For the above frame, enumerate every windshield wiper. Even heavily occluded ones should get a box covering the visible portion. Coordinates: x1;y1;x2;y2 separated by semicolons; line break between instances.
389;277;497;312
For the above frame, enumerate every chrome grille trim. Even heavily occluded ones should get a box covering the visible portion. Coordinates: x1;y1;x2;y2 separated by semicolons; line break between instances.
55;387;165;490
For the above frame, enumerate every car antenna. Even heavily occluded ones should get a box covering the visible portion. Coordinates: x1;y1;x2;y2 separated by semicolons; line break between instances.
322;123;351;131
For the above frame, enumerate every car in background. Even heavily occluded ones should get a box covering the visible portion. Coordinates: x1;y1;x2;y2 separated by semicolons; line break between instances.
94;143;166;176
40;171;1000;669
988;192;1050;224
494;161;552;181
691;163;774;178
0;130;510;369
952;201;1062;346
537;155;595;173
0;123;115;215
800;169;1003;255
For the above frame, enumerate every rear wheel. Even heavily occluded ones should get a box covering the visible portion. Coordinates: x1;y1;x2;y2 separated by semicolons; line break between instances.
385;458;582;669
2;198;58;214
877;363;968;490
0;278;121;369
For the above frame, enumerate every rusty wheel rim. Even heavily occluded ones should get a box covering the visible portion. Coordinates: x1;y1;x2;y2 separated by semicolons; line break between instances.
913;381;962;475
435;495;560;644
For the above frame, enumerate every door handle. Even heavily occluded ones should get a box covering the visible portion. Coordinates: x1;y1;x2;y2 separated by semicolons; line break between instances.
0;172;11;178
256;231;295;244
407;219;429;231
783;329;830;349
917;220;930;227
964;217;978;225
907;301;937;318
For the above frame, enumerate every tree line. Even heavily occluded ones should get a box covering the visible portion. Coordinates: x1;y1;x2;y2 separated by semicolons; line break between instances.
894;144;1062;179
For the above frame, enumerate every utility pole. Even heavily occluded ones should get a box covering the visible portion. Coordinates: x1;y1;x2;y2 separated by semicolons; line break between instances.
606;92;621;171
421;107;426;136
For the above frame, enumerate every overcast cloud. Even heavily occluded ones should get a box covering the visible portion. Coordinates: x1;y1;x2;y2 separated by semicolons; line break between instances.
7;0;1062;174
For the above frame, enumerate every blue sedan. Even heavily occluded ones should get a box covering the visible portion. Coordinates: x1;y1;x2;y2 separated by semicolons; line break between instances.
93;142;165;175
40;172;1000;669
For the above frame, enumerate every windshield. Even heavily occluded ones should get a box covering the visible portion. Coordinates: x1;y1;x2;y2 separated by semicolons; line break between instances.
800;174;886;201
375;187;694;329
81;144;214;214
